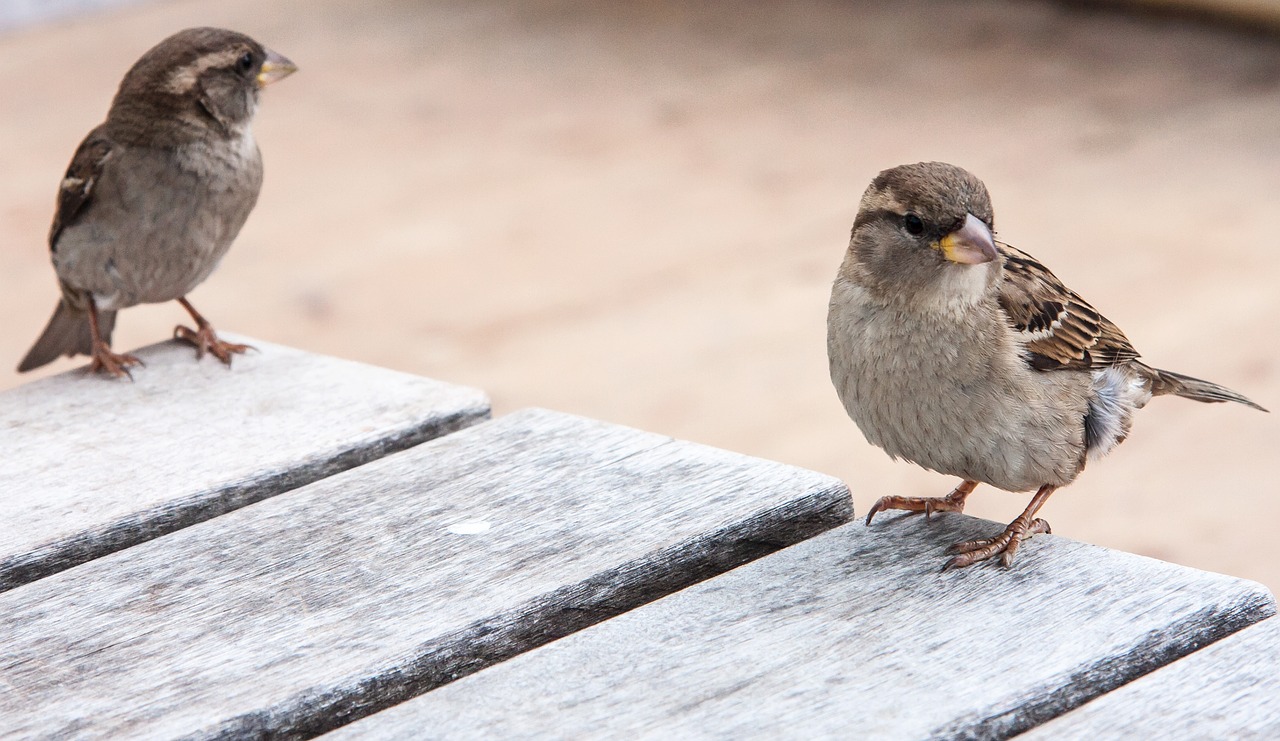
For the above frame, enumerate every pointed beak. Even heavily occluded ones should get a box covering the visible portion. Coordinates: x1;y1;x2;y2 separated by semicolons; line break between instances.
257;48;298;88
938;213;998;265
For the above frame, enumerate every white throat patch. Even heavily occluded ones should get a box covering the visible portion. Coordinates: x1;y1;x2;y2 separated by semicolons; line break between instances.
920;262;994;318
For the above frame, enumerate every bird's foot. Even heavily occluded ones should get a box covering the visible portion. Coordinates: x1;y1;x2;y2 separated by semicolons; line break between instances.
943;517;1052;570
174;322;253;366
864;480;978;525
941;484;1058;570
88;342;143;379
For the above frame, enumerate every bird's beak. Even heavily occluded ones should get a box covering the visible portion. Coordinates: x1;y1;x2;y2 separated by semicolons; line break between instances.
938;213;998;265
257;48;298;88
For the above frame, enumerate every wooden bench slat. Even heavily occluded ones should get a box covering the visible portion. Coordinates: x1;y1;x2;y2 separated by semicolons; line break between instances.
0;336;489;591
0;407;850;739
322;516;1276;740
1023;615;1280;738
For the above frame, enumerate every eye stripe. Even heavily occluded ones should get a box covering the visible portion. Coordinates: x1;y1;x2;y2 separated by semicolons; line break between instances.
164;48;249;94
851;208;903;231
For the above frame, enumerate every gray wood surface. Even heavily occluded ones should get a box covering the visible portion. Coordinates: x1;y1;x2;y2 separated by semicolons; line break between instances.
0;407;850;740
0;336;489;592
325;515;1276;741
1024;615;1280;739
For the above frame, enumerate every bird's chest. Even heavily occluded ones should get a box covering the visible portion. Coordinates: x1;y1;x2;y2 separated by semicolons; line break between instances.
828;289;1006;436
89;136;262;250
827;278;1084;491
170;132;263;232
57;136;264;306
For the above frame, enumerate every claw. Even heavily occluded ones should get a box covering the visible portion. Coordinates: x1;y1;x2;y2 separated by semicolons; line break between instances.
174;297;253;367
88;343;143;380
864;480;978;526
173;324;254;365
864;498;888;526
84;296;142;379
941;488;1057;570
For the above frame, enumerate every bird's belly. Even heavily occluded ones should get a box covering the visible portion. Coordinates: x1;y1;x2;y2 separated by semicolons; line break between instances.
52;148;258;309
123;197;240;302
828;287;1087;492
57;203;238;308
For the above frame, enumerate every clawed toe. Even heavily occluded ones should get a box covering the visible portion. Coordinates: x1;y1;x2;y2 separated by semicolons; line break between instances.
942;517;1052;570
864;480;978;526
173;297;254;367
864;497;892;526
82;297;143;379
864;481;1062;571
88;342;143;380
174;323;254;366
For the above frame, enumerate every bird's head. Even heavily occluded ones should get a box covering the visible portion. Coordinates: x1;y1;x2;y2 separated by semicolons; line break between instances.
844;162;1000;308
109;27;297;142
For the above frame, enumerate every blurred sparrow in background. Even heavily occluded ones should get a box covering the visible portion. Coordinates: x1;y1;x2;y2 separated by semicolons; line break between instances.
18;27;297;377
828;161;1265;569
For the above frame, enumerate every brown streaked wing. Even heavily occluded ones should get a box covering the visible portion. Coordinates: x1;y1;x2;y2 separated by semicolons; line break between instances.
996;243;1140;371
49;127;114;251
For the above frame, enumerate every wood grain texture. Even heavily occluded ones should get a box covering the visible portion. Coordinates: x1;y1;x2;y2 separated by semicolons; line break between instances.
1024;615;1280;739
0;407;851;740
325;515;1276;741
0;335;489;592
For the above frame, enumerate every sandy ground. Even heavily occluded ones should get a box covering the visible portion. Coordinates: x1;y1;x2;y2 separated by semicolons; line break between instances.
1;0;1277;589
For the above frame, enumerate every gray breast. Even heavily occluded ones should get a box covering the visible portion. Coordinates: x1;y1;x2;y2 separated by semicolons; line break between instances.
52;132;263;310
828;277;1092;492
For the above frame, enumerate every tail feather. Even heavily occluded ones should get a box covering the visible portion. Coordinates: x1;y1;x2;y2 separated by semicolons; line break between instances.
1144;364;1268;413
16;301;115;373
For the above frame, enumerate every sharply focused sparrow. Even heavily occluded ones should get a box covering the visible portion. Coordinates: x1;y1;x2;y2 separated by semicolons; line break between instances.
17;27;297;377
828;162;1266;569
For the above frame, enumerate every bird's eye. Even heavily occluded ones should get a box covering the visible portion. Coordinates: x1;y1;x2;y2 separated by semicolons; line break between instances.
902;213;925;236
236;52;254;74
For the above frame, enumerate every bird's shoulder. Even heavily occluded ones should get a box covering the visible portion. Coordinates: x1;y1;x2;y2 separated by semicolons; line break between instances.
995;243;1140;371
49;125;118;250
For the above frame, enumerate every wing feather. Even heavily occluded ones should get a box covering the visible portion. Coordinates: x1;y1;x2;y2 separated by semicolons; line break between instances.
49;126;114;251
997;243;1140;371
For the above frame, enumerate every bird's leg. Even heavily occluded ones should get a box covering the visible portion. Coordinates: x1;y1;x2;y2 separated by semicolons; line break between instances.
943;484;1057;570
174;297;253;365
865;480;979;526
86;296;142;379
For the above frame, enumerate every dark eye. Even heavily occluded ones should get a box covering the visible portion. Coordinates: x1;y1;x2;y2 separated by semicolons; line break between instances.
236;52;254;74
902;213;925;236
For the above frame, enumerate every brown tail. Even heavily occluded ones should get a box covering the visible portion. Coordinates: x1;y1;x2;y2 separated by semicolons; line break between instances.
16;300;115;372
1142;363;1268;412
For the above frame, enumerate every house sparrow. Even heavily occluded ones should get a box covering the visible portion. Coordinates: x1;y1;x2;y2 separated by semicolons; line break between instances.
828;162;1266;569
17;27;297;377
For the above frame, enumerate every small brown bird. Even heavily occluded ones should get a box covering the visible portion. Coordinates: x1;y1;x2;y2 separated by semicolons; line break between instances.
17;27;297;377
828;162;1266;569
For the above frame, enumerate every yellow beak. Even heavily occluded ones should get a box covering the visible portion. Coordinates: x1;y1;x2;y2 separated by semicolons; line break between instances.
938;213;998;264
257;48;298;88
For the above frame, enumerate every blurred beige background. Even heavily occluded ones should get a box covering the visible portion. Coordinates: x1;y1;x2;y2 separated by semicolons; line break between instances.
1;0;1277;588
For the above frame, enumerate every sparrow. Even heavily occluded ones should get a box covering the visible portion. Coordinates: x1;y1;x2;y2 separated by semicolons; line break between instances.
16;27;297;377
828;162;1266;569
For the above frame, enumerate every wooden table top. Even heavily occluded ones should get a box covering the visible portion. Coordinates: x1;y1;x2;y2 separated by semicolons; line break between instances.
0;338;1274;739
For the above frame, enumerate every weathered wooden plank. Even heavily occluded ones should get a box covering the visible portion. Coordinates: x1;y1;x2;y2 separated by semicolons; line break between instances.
0;408;851;740
324;515;1276;741
1024;615;1280;739
0;336;489;592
